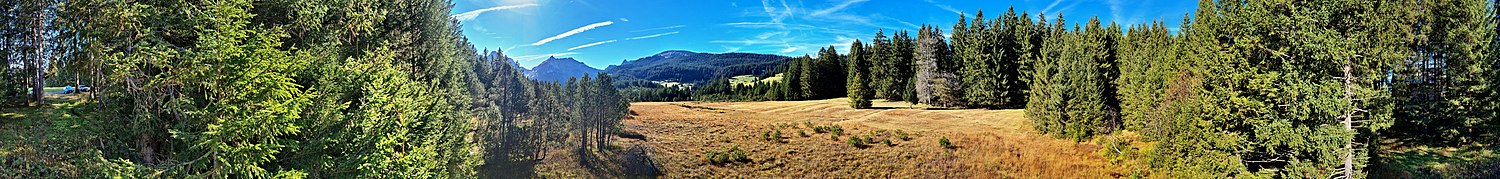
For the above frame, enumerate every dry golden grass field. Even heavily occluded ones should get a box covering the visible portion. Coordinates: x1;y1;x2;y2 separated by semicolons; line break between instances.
606;98;1142;178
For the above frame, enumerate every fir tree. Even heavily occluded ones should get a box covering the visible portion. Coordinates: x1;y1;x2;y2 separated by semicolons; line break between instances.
847;40;873;108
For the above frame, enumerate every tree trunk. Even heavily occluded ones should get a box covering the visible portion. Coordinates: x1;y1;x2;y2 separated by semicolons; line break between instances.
29;0;43;105
1342;60;1354;178
138;133;156;165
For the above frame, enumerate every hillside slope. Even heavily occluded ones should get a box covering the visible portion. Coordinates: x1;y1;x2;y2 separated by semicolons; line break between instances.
605;50;787;84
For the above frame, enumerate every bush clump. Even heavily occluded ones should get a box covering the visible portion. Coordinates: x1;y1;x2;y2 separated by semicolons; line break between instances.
848;136;867;148
938;137;953;149
895;130;911;141
812;124;844;136
704;146;750;165
772;130;783;141
762;130;783;142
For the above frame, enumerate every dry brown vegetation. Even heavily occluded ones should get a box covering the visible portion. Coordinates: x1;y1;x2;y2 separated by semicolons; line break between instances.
608;98;1138;178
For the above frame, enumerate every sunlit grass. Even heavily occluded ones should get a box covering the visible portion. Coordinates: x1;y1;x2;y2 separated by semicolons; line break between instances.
1374;142;1500;178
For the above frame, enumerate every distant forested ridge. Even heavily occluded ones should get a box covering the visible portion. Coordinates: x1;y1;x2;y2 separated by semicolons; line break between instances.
0;0;628;178
605;50;789;84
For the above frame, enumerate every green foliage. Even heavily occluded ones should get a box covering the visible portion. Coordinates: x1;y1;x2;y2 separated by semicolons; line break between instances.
847;40;874;109
703;146;750;165
895;130;911;141
847;136;867;148
938;137;953;149
1116;22;1178;131
1391;0;1500;145
953;9;1033;109
20;0;631;177
782;56;805;100
763;130;784;142
871;30;917;102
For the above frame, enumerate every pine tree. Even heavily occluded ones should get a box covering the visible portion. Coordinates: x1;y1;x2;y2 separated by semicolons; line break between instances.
956;10;1005;108
892;30;918;103
783;56;804;100
1116;22;1177;131
1393;0;1497;144
809;46;845;99
869;30;892;100
847;40;873;108
1026;14;1067;136
1011;11;1037;107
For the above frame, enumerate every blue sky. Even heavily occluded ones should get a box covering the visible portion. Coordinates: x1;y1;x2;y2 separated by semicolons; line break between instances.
449;0;1198;69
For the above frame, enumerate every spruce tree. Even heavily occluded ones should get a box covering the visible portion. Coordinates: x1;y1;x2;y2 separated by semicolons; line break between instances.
892;30;918;103
783;56;804;100
869;30;892;100
956;10;1006;108
847;40;873;108
1026;14;1067;136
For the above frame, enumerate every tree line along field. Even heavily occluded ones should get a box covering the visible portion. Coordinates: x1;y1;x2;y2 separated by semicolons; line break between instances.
645;0;1500;178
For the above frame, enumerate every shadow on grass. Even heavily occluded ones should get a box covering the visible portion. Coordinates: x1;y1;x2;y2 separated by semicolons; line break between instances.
573;144;661;179
1372;144;1500;179
480;158;538;179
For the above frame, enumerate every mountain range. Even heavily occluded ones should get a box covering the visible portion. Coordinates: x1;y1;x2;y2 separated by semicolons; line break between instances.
524;56;602;83
520;50;790;85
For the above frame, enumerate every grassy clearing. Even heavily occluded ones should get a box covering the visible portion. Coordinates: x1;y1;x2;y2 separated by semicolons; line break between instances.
651;81;692;89
621;98;1128;178
0;95;100;177
758;73;783;84
1372;142;1500;178
729;75;760;87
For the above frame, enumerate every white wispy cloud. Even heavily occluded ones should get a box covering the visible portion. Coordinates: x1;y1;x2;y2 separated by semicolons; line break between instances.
882;15;920;29
630;25;687;32
831;36;856;49
1041;0;1065;14
810;0;869;16
451;4;539;22
779;47;799;53
567;40;617;51
532;21;615;46
626;31;680;40
1041;0;1081;15
755;31;787;40
723;22;860;35
923;0;963;15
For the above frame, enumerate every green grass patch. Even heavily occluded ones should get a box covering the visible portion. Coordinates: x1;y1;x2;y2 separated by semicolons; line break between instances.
729;75;760;87
1373;144;1500;178
758;73;783;84
0;97;101;177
